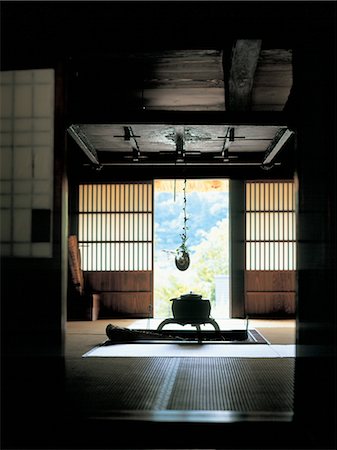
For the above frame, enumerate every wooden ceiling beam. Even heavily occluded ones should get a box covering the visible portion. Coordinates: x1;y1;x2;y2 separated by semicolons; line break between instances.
68;110;289;127
78;161;294;183
226;39;262;111
262;128;294;167
67;124;100;166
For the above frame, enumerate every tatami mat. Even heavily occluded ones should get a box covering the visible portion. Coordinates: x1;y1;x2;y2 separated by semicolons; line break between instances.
83;342;295;358
66;356;294;413
65;319;295;418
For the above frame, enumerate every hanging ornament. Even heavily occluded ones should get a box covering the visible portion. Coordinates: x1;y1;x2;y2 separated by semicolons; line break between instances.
175;251;190;271
175;179;190;271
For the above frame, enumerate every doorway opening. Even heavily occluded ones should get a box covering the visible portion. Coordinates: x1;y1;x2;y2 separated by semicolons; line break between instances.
153;179;230;319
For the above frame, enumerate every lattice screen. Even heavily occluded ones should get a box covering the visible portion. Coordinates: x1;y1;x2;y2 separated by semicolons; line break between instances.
245;181;296;270
78;183;153;271
0;69;54;257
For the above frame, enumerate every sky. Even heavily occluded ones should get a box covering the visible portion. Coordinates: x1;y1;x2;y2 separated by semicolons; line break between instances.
154;187;229;257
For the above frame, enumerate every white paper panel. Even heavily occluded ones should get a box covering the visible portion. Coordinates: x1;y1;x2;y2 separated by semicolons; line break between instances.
34;85;53;116
15;70;33;83
0;209;11;240
0;181;11;193
14;132;33;146
13;208;31;241
33;147;51;178
14;147;32;178
32;194;51;209
14;195;31;208
32;243;52;257
0;147;12;179
13;243;31;257
0;85;13;117
14;180;32;193
14;85;32;117
33;180;50;194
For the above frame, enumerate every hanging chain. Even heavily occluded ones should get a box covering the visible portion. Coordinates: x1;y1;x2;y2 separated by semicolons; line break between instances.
180;179;188;253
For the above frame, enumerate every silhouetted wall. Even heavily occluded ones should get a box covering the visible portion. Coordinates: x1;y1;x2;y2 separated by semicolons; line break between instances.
292;19;336;447
1;2;335;449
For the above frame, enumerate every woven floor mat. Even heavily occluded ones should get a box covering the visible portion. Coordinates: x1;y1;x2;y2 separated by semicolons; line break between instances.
66;357;294;414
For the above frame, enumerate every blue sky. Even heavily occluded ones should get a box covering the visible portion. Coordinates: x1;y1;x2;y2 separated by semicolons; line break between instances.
154;190;229;255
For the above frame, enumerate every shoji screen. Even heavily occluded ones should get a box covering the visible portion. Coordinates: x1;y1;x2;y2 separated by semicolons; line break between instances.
244;181;296;316
0;69;54;257
78;183;153;271
245;181;296;270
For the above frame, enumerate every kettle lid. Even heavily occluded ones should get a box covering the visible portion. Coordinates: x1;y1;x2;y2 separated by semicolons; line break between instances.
179;291;203;300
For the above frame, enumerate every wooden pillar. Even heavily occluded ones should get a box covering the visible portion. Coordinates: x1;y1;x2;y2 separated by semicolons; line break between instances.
229;179;245;317
292;11;336;447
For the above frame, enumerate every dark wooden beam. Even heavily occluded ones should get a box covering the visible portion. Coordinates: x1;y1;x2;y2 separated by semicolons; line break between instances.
251;49;293;111
76;163;294;183
227;40;262;111
68;110;289;127
262;128;294;167
67;124;100;166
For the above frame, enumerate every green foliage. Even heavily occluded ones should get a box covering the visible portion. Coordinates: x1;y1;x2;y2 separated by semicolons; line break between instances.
191;218;229;303
154;275;192;317
155;218;229;316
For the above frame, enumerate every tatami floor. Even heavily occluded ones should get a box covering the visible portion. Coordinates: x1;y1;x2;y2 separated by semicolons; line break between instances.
63;318;297;448
65;318;296;357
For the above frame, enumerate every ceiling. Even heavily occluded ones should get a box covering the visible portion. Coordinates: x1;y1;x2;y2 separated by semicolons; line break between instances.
67;44;294;171
68;123;293;169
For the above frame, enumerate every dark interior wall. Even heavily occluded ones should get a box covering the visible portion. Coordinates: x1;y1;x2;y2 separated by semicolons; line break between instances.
291;14;336;445
0;2;296;70
293;17;336;350
1;2;336;449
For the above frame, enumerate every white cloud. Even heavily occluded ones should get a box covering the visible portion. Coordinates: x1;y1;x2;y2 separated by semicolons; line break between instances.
195;228;207;238
210;202;225;215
